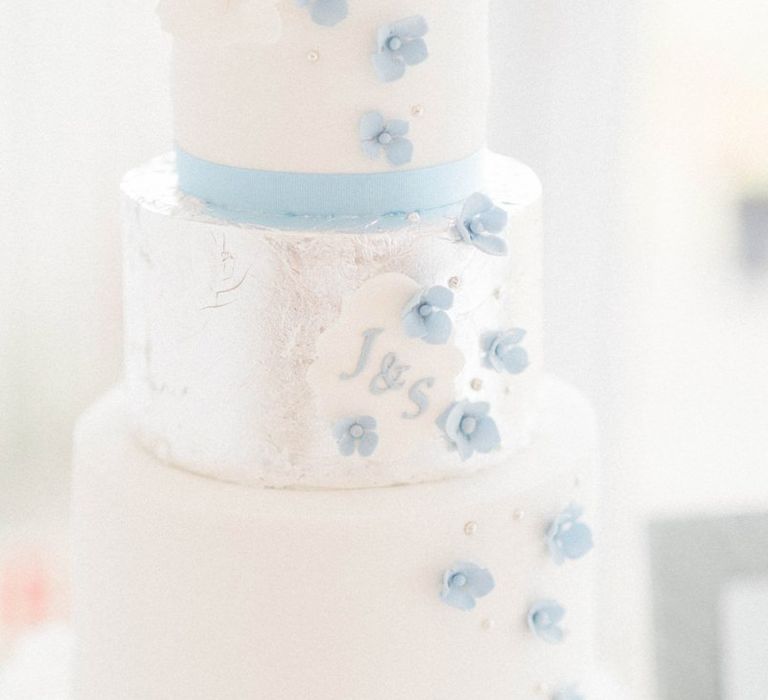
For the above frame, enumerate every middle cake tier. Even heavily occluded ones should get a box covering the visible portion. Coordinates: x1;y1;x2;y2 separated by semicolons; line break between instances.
123;152;542;488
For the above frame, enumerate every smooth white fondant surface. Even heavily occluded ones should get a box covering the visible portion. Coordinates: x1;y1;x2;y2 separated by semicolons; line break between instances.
71;377;597;700
171;0;489;173
122;153;542;488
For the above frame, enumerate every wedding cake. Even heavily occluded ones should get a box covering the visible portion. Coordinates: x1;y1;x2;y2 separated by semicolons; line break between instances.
70;1;599;698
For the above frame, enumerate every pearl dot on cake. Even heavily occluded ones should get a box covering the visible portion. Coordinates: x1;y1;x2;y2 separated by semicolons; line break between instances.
411;104;425;117
534;682;551;695
512;509;525;521
407;211;421;223
464;521;478;536
448;276;461;289
307;50;320;63
481;618;495;631
470;378;482;391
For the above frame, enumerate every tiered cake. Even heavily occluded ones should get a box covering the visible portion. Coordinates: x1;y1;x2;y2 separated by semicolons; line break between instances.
71;2;599;698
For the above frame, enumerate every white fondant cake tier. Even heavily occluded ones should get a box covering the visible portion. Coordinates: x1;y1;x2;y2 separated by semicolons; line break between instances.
71;377;597;700
123;153;542;488
168;0;489;174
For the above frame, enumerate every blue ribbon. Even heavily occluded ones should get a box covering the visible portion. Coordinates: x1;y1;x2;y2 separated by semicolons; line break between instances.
175;147;485;229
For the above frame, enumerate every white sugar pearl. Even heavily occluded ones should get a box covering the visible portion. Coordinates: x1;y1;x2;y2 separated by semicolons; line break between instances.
411;104;425;117
470;378;483;391
481;618;495;631
407;211;421;223
307;50;320;63
448;276;461;289
512;509;525;521
464;521;478;536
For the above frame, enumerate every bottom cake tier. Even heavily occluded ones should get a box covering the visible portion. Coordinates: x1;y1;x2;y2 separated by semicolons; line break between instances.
70;376;598;700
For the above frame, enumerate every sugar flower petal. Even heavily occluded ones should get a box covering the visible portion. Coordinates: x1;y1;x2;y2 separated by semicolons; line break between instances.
333;416;379;457
528;599;567;644
402;286;453;344
389;15;429;38
296;0;348;27
554;687;585;700
360;111;385;140
461;192;494;219
373;15;429;82
455;193;509;256
422;311;452;345
424;285;454;310
480;205;508;234
438;400;500;460
469;417;501;454
398;37;429;66
440;562;495;611
372;52;405;82
482;329;529;375
547;504;594;565
337;432;356;456
385;119;410;138
468;230;508;256
384;137;413;166
358;431;379;457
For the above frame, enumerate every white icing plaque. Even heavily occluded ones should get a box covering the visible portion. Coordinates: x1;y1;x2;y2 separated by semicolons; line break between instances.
309;273;465;458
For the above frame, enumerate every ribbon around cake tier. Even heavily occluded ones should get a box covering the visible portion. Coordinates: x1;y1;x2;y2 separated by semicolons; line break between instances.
175;147;486;229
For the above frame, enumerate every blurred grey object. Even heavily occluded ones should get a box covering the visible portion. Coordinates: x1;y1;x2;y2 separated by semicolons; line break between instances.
650;512;768;700
740;196;768;273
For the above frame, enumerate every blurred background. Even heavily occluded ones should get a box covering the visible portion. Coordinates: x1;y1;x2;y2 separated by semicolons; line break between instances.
0;1;766;697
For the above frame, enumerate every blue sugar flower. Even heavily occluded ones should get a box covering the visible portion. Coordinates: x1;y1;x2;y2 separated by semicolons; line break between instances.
372;16;429;82
455;193;508;256
547;503;594;566
402;285;454;345
296;0;347;26
360;112;413;167
528;599;567;644
333;416;378;457
554;687;585;700
437;400;501;461
481;328;529;375
440;561;495;611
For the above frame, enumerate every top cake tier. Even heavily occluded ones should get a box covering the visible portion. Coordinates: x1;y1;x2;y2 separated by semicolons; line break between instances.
162;0;489;177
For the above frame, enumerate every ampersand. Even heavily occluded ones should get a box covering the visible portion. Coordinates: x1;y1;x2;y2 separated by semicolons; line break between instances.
369;352;410;395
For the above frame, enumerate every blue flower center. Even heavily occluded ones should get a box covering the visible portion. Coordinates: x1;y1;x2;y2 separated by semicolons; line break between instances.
449;572;468;588
349;424;365;439
418;302;434;317
533;610;551;627
469;217;486;236
387;36;403;52
460;416;478;436
377;131;393;145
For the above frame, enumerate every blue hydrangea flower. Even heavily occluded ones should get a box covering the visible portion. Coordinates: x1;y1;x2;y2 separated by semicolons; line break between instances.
402;286;454;345
372;16;429;82
547;503;594;565
528;599;567;644
360;112;413;167
295;0;347;26
554;686;585;700
333;416;378;457
440;561;495;611
455;193;508;256
481;328;529;375
437;401;501;460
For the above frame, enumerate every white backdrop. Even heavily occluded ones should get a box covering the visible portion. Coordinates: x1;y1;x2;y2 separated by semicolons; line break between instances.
2;2;767;698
